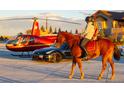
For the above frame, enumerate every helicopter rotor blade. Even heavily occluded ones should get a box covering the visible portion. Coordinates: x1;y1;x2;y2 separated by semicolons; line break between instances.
0;18;32;21
0;17;81;25
38;18;82;25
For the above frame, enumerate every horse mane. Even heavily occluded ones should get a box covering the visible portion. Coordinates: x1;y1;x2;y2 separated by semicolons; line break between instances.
59;31;74;37
59;31;81;40
59;31;81;46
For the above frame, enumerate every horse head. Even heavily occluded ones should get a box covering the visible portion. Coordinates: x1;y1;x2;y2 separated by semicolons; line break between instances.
55;31;81;49
55;31;67;48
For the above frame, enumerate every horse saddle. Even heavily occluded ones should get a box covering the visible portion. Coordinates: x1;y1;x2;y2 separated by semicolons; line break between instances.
85;40;96;52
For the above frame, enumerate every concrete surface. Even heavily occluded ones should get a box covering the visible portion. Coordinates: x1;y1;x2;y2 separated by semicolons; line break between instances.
0;45;124;83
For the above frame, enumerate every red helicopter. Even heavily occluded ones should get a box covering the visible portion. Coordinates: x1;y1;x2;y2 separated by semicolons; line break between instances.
5;17;81;53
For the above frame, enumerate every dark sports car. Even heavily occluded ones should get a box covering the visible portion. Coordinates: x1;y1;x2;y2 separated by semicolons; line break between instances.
32;43;72;62
118;46;124;56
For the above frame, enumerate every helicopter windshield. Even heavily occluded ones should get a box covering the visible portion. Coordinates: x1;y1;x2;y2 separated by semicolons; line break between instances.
15;36;30;45
21;36;30;44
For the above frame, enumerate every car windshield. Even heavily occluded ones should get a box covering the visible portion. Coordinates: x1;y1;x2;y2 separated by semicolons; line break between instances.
51;43;69;50
60;43;69;50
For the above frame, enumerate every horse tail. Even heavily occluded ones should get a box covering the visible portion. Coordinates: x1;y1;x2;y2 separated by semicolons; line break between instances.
114;45;120;61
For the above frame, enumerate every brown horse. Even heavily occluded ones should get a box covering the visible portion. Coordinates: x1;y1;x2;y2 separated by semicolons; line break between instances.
56;31;120;80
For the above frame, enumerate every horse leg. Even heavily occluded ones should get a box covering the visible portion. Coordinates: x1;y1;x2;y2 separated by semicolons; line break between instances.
98;56;107;80
69;58;76;79
108;57;115;80
76;58;84;79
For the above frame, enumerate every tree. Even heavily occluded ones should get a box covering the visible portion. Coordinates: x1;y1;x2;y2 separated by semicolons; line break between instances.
0;36;4;41
53;28;57;34
40;25;45;32
58;28;61;32
25;29;32;35
75;29;78;34
49;26;53;34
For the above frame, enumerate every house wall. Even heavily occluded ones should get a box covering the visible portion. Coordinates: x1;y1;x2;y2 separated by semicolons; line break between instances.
96;13;112;36
92;11;124;42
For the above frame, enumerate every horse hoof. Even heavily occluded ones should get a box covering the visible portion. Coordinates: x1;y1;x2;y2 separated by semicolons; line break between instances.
110;77;115;80
68;75;72;79
80;76;84;80
98;77;102;80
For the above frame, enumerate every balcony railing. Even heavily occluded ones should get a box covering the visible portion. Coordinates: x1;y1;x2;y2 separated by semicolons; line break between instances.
111;28;124;34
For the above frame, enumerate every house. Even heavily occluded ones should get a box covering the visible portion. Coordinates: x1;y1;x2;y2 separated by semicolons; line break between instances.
91;10;124;41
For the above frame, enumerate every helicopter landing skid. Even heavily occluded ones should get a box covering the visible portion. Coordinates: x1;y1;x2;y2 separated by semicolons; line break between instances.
11;52;32;58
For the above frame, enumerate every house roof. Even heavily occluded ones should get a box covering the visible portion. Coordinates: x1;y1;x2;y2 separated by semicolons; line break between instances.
109;11;124;21
92;10;124;21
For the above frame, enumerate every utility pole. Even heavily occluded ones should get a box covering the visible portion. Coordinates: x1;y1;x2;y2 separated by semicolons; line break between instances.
46;17;48;30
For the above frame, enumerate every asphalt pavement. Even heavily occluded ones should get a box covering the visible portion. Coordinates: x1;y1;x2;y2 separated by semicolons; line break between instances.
0;44;124;83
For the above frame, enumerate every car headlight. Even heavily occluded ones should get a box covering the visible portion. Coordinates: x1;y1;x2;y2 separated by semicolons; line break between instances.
33;51;40;55
46;50;55;54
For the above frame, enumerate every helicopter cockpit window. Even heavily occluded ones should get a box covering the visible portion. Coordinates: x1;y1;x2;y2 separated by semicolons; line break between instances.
21;36;30;45
15;36;23;44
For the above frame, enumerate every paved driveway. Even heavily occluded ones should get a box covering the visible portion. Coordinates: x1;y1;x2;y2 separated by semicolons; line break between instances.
0;45;124;83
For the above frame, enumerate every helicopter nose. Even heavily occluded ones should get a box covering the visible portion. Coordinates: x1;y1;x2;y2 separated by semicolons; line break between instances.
6;40;16;47
6;40;13;44
6;40;18;51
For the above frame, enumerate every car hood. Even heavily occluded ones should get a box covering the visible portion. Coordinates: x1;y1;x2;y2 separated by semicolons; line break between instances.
33;46;60;55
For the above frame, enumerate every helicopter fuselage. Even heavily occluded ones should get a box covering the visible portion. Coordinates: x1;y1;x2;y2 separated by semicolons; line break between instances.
6;35;57;52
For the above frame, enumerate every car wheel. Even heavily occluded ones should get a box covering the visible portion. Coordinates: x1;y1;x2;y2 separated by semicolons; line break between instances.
49;52;63;63
120;49;124;56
